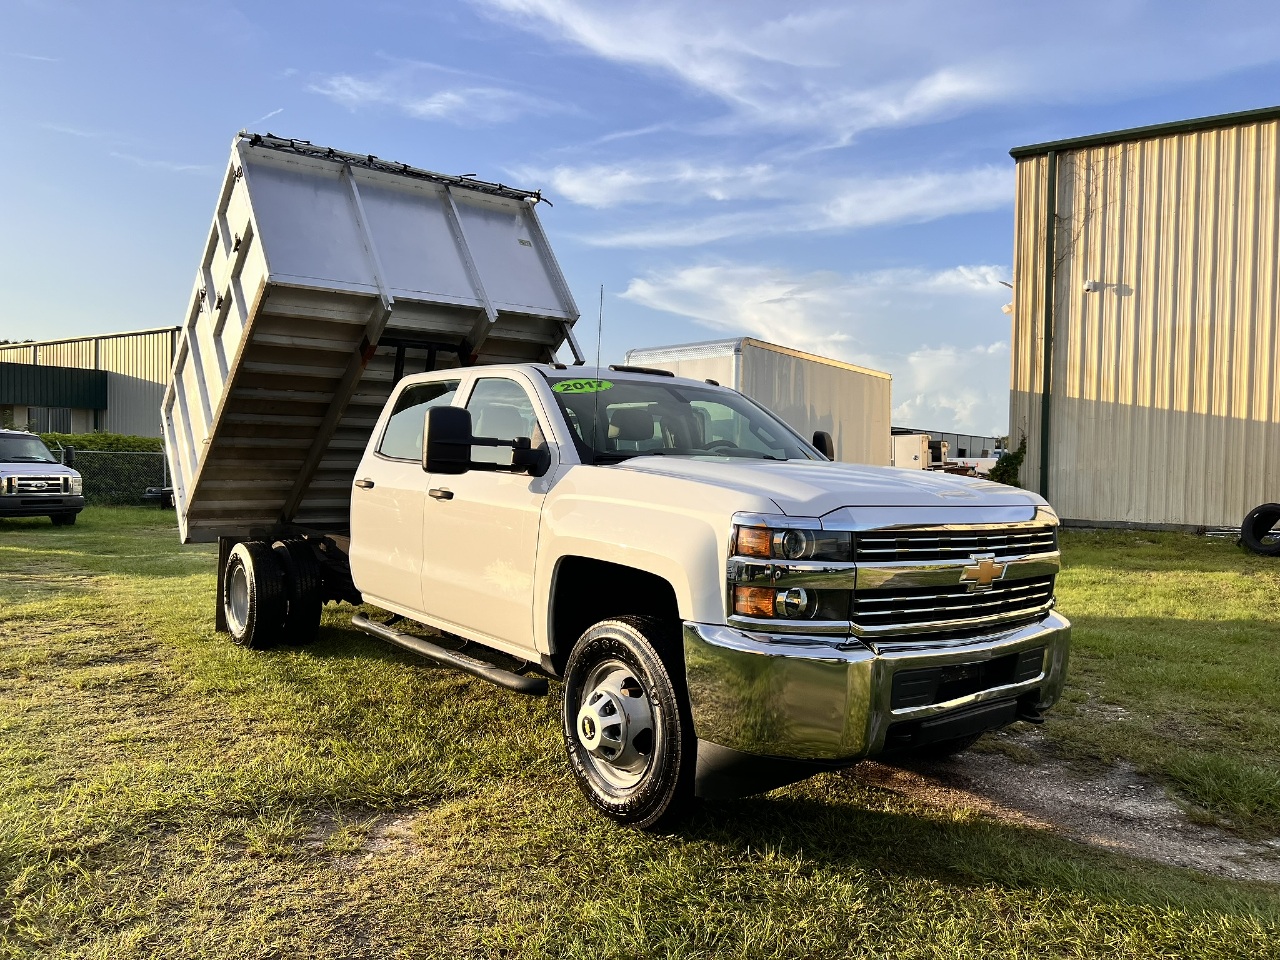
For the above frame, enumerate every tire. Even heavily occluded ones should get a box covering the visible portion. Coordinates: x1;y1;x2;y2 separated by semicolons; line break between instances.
561;616;695;830
272;539;323;645
50;514;76;526
1241;503;1280;557
223;541;286;649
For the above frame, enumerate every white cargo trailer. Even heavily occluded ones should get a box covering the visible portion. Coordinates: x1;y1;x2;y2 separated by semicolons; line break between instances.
624;339;891;465
164;133;582;546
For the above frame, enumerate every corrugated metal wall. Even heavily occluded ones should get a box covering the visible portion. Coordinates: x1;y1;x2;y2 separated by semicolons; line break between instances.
0;329;176;436
0;362;108;407
1011;120;1280;528
97;331;176;435
739;341;892;465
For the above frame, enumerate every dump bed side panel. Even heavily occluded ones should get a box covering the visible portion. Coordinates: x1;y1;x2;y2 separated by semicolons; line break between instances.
165;135;580;543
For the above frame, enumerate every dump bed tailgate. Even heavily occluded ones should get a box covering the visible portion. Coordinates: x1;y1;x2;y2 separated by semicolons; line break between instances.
164;134;581;543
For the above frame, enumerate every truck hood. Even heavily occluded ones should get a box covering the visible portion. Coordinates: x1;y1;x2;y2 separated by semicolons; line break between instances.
614;457;1045;519
0;462;77;477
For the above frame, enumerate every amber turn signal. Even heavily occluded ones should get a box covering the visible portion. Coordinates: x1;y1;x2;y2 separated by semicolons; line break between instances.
733;585;776;617
735;526;772;558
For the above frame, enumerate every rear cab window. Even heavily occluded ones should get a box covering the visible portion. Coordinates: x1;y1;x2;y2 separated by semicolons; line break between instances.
377;380;461;460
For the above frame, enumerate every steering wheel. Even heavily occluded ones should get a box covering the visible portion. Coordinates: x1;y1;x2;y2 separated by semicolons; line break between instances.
702;439;739;452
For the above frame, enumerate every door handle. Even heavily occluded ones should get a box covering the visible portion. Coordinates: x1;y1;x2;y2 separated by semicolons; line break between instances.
429;487;454;500
354;478;375;489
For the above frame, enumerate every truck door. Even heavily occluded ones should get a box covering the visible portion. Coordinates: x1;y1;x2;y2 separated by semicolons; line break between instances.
420;375;555;652
349;378;460;614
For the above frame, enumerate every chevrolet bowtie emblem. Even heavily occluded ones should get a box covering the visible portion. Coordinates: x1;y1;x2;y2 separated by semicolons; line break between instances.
961;554;1006;592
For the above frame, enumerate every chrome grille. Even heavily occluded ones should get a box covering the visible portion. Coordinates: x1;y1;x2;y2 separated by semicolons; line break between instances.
855;525;1057;563
14;475;67;494
853;575;1055;635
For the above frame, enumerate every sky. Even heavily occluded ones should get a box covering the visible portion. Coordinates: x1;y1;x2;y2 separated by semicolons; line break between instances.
4;1;1280;435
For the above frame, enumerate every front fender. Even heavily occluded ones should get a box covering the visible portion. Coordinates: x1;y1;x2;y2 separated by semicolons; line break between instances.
533;466;779;653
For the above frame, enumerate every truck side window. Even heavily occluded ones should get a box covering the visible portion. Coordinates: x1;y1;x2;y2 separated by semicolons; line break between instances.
466;378;545;466
377;380;461;460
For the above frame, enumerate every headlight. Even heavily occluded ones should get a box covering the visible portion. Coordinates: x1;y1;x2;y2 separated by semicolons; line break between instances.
1;477;13;495
69;476;83;495
731;584;851;621
733;524;851;561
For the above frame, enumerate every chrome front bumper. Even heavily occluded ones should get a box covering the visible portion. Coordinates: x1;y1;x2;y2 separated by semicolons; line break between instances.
683;612;1071;762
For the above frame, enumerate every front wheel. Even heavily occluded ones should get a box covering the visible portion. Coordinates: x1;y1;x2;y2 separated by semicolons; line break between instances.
561;617;695;829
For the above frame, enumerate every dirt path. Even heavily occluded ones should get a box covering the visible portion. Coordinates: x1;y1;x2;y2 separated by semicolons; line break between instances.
846;732;1280;884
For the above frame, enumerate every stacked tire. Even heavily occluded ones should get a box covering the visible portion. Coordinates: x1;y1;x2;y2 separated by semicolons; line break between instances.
1240;503;1280;557
222;539;324;648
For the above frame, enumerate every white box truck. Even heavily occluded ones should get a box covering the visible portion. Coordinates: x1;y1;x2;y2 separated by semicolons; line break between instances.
165;134;1071;830
624;339;891;466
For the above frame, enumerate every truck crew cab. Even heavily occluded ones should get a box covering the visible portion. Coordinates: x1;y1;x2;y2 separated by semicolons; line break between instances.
167;134;1070;828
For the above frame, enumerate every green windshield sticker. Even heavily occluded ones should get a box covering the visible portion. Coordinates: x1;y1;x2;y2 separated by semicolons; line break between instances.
552;379;614;394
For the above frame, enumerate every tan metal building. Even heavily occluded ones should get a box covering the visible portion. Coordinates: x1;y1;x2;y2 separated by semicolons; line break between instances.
0;327;178;436
1010;106;1280;529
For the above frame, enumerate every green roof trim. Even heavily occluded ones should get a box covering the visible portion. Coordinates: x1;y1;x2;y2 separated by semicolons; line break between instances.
1010;104;1280;159
0;362;108;409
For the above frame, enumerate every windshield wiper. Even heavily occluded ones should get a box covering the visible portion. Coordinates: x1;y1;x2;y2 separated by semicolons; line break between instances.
7;456;55;462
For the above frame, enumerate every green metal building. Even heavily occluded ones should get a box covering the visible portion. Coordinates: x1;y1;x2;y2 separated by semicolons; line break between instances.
0;327;178;436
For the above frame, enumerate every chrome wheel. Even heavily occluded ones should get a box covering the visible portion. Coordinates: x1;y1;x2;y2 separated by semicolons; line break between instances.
226;563;249;635
222;541;286;649
574;658;658;791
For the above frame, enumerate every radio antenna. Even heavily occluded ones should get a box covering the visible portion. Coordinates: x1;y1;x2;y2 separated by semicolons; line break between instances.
592;285;604;463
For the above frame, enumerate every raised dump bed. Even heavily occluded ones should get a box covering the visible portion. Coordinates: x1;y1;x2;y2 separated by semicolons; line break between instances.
164;133;582;543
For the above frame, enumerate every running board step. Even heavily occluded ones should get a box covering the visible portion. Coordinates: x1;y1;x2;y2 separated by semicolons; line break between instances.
351;613;548;696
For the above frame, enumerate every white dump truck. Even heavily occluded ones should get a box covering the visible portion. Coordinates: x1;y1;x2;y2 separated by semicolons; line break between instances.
166;134;1071;828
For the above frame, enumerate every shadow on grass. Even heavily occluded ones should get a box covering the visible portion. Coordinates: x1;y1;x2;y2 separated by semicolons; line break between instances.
670;786;1280;918
292;619;1280;922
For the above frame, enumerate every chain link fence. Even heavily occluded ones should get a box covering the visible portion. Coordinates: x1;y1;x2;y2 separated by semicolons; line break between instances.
57;449;170;506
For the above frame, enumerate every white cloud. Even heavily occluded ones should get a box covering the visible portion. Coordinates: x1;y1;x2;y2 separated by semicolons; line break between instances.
309;62;563;125
247;107;284;127
41;122;99;138
892;343;1011;435
474;0;1280;142
621;261;1014;433
581;165;1009;245
518;160;777;208
109;152;215;175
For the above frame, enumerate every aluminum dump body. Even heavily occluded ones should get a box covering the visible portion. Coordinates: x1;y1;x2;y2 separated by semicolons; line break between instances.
165;134;581;543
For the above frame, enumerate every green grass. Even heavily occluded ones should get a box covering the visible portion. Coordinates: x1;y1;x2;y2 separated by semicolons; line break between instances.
1034;529;1280;835
0;509;1278;959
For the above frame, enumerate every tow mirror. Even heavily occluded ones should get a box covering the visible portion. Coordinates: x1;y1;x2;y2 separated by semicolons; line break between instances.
63;445;76;467
423;406;474;475
509;438;551;478
423;406;551;477
812;431;835;460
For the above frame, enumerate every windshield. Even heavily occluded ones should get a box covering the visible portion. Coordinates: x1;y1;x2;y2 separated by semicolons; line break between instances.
545;375;821;464
0;435;58;463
